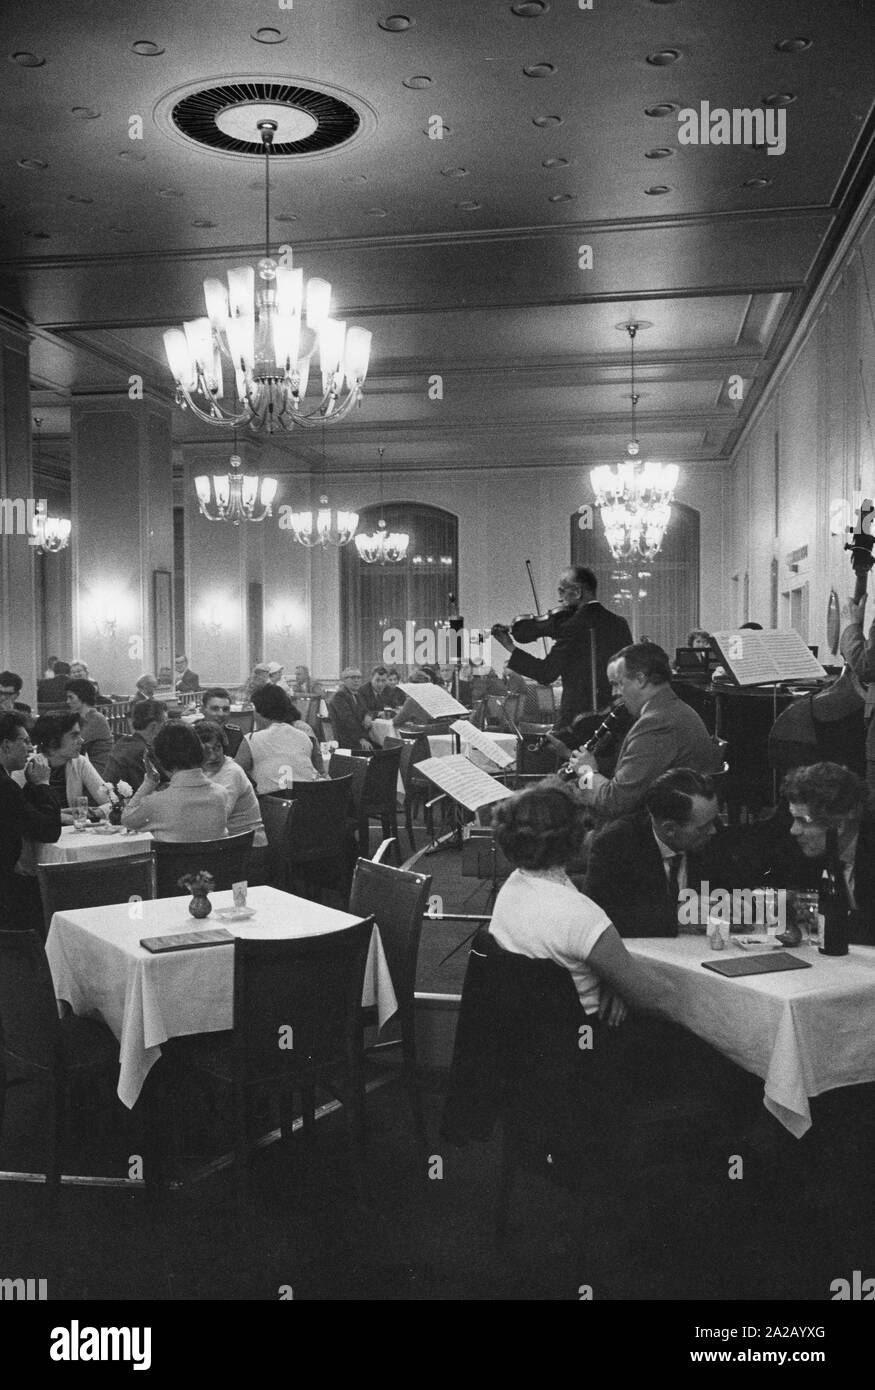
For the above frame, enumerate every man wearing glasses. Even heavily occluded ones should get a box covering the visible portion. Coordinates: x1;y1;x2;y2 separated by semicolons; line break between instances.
492;566;632;730
0;670;31;716
0;711;61;930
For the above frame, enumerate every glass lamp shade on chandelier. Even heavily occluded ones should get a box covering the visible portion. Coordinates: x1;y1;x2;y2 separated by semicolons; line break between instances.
353;448;409;563
590;322;679;561
194;452;278;524
163;120;372;434
28;418;71;553
287;497;359;548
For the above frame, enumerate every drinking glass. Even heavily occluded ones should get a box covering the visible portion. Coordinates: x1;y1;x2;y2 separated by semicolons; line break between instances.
72;796;89;830
789;890;819;945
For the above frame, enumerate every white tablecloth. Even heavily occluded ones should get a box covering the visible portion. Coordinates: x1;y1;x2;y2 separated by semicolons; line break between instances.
627;935;875;1137
37;826;154;865
46;885;398;1109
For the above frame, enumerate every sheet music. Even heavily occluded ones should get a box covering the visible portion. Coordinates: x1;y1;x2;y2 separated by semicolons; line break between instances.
398;682;468;717
415;754;514;811
710;629;826;686
450;719;516;768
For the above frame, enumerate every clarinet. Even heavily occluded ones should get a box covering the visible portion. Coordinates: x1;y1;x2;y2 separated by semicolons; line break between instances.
557;704;626;782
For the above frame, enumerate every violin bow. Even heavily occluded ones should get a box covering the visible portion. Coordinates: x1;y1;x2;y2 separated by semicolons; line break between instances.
524;558;550;656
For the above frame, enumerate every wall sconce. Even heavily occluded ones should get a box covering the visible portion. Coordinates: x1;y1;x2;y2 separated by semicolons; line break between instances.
203;605;225;638
271;598;305;637
98;605;119;638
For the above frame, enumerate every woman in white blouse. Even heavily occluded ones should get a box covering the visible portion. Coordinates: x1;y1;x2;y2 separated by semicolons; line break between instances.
235;684;319;793
195;720;265;843
489;779;663;1022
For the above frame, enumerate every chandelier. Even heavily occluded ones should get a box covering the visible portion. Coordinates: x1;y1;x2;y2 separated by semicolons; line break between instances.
28;419;71;553
194;444;277;524
163;119;372;433
354;447;409;563
590;323;679;561
30;508;72;554
287;495;359;548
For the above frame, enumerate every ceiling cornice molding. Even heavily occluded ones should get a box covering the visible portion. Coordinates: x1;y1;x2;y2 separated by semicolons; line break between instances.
0;206;838;277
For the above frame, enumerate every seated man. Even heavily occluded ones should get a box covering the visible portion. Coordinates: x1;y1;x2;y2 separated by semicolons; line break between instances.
243;662;270;701
65;678;113;776
572;642;721;827
382;668;406;709
122;722;230;841
132;673;159;703
357;664;390;720
0;670;32;715
0;711;61;931
585;768;721;937
779;761;874;945
37;659;72;710
328;668;374;751
69;660;110;705
103;698;167;792
174;653;199;693
198;687;244;757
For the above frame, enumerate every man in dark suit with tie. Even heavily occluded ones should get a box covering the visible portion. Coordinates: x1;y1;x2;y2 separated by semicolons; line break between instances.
174;654;199;693
492;566;632;728
585;768;722;936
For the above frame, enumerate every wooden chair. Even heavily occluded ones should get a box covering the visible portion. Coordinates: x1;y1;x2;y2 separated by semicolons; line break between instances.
330;745;403;862
0;931;119;1203
185;919;375;1208
382;736;420;856
349;858;432;1147
261;774;355;903
36;851;157;939
153;831;255;898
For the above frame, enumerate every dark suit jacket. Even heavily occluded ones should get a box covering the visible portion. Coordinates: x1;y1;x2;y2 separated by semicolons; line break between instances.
0;765;62;930
37;675;70;708
585;813;684;937
357;681;387;718
507;601;632;726
175;668;199;693
103;732;149;792
328;686;371;748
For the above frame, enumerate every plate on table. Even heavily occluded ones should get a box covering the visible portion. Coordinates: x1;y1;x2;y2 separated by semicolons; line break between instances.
215;906;257;922
93;823;122;835
733;935;784;951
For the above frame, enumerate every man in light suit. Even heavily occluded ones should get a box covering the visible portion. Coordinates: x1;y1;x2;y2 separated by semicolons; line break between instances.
573;642;721;827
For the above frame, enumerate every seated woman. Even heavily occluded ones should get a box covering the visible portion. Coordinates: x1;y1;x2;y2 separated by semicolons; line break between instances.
64;678;113;774
122;722;230;841
195;721;265;844
235;684;319;793
687;628;712;650
30;712;111;821
489;779;665;1024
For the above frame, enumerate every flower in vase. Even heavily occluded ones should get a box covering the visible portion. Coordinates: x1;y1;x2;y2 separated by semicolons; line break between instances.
178;871;216;897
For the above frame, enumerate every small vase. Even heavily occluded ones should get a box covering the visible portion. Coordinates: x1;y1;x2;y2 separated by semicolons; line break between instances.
109;804;124;826
188;893;212;920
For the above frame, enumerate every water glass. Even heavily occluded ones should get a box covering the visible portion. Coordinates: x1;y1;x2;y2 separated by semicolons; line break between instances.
789;889;819;945
72;796;89;830
707;915;731;950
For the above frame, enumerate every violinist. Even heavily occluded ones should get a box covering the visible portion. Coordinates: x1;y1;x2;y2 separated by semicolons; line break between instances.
491;566;632;730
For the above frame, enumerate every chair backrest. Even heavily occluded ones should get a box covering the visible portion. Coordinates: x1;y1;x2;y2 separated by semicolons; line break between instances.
359;744;402;811
349;859;432;1015
153;831;255;897
262;775;353;860
258;796;296;887
234;708;255;735
36;852;157;937
383;737;414;792
231;918;374;1084
0;931;62;1073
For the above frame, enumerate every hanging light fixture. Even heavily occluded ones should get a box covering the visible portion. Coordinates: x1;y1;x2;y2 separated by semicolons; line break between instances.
354;447;409;563
163;119;372;433
28;418;71;554
193;430;277;523
287;423;358;547
590;323;679;561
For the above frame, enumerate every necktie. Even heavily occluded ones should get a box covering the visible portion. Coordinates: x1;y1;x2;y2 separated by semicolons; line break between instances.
666;854;682;915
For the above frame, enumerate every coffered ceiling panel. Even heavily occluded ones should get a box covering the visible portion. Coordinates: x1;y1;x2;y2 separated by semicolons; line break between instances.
2;0;874;475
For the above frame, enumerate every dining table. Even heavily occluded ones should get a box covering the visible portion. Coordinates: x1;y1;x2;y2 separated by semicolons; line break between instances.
46;885;398;1109
627;934;875;1138
36;824;154;865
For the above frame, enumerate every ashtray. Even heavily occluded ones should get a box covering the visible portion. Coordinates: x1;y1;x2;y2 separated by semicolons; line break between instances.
215;906;256;922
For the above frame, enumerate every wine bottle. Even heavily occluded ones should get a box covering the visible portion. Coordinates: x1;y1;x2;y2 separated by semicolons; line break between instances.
818;830;850;957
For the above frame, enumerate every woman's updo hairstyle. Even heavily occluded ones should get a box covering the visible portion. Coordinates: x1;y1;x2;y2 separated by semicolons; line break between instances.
492;777;587;870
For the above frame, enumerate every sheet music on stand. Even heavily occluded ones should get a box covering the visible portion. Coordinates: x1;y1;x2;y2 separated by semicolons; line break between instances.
450;719;515;769
709;629;826;686
397;682;468;718
415;754;514;812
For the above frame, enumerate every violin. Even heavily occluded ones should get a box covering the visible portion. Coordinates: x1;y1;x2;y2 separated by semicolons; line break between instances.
845;496;875;600
491;606;576;646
